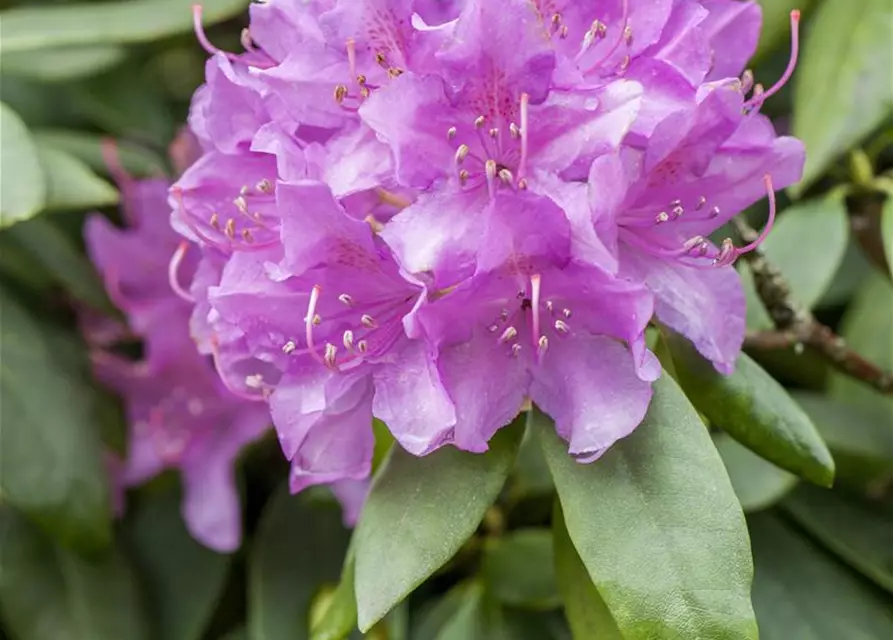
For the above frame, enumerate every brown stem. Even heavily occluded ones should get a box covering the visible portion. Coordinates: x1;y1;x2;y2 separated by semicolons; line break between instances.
733;219;893;396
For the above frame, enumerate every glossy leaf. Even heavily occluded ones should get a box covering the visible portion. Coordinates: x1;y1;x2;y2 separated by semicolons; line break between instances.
782;484;893;593
830;271;893;423
0;507;150;640
354;420;524;631
668;334;834;485
749;513;893;639
883;195;893;279
310;553;358;640
481;529;560;610
552;504;623;640
0;0;249;53
535;375;757;639
715;433;798;512
33;129;166;178
248;486;351;640
1;45;127;82
124;485;232;640
759;195;849;309
4;216;115;313
792;0;893;192
793;392;893;492
0;286;111;553
37;146;119;211
0;102;46;227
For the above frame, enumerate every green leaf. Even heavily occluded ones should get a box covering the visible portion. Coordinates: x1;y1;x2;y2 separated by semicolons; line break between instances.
354;419;524;631
793;391;893;493
0;286;111;554
667;335;834;486
1;45;127;82
782;484;893;593
830;271;893;423
310;554;358;640
411;585;473;640
248;486;351;640
749;513;893;639
124;484;232;640
883;195;893;279
792;0;893;193
535;374;757;640
510;424;555;499
754;0;815;63
759;194;849;309
0;0;249;53
0;507;150;640
714;433;798;513
33;129;166;178
37;145;119;211
481;529;560;610
5;216;115;313
0;102;46;227
221;627;247;640
552;503;623;640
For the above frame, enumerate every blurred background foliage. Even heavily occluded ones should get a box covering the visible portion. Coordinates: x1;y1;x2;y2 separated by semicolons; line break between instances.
0;0;892;639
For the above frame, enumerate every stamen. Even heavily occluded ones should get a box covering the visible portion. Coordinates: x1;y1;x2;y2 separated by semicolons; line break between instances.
361;314;377;328
554;319;569;334
498;167;514;186
242;229;254;243
509;122;520;138
376;188;411;209
474;115;486;128
324;343;338;368
338;293;353;306
455;144;470;164
168;242;195;303
447;126;457;140
485;159;498;198
655;211;670;224
582;0;630;75
537;335;549;356
334;85;348;104
740;69;754;94
488;324;499;333
499;326;518;343
518;93;530;181
357;340;368;353
256;179;273;193
282;340;296;355
305;285;330;368
489;127;499;139
209;213;220;230
459;169;470;185
511;343;522;358
745;11;800;109
192;5;235;60
530;273;542;351
225;218;236;239
343;330;355;351
713;175;777;266
562;308;572;318
710;206;721;218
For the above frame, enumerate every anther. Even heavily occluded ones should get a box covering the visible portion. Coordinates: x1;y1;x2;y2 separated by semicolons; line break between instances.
498;168;514;185
361;314;377;328
447;126;457;140
618;55;631;74
545;300;554;314
343;330;354;350
357;74;367;85
559;25;568;38
360;86;371;98
459;169;470;185
509;122;520;138
234;195;248;213
655;211;670;224
696;196;707;210
338;293;353;306
256;179;273;193
551;13;561;26
209;213;220;230
669;199;682;208
517;178;528;190
554;320;570;334
312;314;321;326
324;343;338;368
485;159;498;181
562;308;572;318
282;340;296;355
499;326;518;343
357;340;368;353
334;84;348;104
242;229;254;243
488;324;499;333
672;205;684;218
489;127;499;138
474;115;486;128
455;144;470;164
537;335;549;355
239;185;249;196
225;218;236;239
710;206;721;218
387;67;403;78
511;344;522;358
245;374;264;389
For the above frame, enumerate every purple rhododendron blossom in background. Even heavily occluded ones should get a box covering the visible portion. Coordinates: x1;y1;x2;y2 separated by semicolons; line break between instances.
173;0;804;490
82;138;368;551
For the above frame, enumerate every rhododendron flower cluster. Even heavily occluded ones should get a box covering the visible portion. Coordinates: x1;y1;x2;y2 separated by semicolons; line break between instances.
173;0;804;493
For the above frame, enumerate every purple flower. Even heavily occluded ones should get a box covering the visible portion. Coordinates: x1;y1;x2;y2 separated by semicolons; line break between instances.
176;0;805;477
